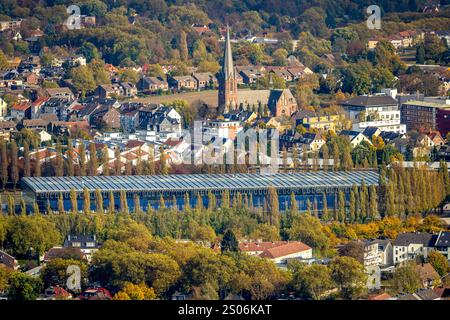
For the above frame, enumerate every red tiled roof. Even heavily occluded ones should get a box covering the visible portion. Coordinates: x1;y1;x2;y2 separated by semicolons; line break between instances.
239;241;288;253
12;103;30;111
32;97;49;106
125;140;145;149
164;138;182;147
368;293;391;300
259;242;311;259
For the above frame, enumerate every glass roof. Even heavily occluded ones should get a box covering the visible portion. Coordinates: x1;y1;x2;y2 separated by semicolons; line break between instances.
22;171;380;194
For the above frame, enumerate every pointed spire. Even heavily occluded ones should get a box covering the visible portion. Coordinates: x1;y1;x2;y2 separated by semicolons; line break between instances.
223;25;234;80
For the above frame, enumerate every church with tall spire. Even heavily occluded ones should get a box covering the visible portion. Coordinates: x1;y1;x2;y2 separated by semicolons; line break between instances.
218;25;238;113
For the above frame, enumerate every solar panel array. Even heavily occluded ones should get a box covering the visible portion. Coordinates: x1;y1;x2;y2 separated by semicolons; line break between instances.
22;171;379;194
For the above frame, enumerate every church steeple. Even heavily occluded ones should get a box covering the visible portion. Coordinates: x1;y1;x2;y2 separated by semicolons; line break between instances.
218;25;238;113
223;25;234;81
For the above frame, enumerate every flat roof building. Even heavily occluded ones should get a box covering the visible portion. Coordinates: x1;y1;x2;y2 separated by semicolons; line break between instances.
21;171;379;213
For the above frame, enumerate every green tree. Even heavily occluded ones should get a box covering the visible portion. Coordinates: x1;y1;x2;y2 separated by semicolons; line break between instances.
41;258;88;290
290;264;333;300
159;146;168;175
7;273;43;300
10;141;19;190
288;214;330;253
330;256;367;300
221;230;239;253
427;251;449;277
70;65;96;97
70;188;78;213
23;141;31;177
391;262;421;294
0;141;8;189
5;215;60;257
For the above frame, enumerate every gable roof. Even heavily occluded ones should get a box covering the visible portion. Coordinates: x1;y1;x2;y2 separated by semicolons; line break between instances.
341;95;398;107
239;241;288;253
435;231;450;247
415;263;440;283
259;241;311;259
363;126;381;139
368;293;391;300
393;232;437;246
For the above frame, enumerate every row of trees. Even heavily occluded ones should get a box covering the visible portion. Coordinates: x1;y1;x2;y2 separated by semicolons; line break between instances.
0;138;171;190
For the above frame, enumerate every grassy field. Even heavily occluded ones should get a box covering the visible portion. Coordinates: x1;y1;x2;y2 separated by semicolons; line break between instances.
130;90;219;106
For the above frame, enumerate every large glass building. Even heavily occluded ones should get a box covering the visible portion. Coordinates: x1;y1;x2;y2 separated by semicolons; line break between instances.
21;171;380;213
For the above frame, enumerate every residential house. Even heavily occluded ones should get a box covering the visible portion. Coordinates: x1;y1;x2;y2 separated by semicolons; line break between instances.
192;72;218;89
95;84;124;99
203;119;243;141
30;97;49;118
238;67;266;84
44;286;72;300
287;66;314;80
64;55;87;67
0;250;19;270
79;288;112;300
268;68;294;82
394;288;441;300
137;76;169;93
22;119;50;131
393;232;437;265
168;75;197;90
11;102;31;120
279;130;302;150
0;120;17;141
80;15;96;28
339;130;372;148
415;263;441;289
120;82;137;97
0;19;22;31
44;87;75;100
37;130;52;143
363;241;383;290
367;293;391;300
298;132;326;152
22;71;39;85
371;239;394;266
297;114;343;132
362;127;382;140
341;95;406;133
63;234;100;262
191;24;212;35
223;110;258;124
434;231;450;260
95;107;121;130
120;109;140;133
367;39;380;50
40;98;72;120
428;131;445;147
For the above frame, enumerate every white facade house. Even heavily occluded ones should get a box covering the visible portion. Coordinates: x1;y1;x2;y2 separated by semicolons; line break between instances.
393;233;436;265
202;120;243;141
434;231;450;260
37;130;52;143
239;241;313;264
342;95;407;134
